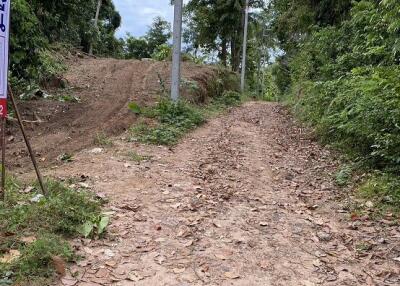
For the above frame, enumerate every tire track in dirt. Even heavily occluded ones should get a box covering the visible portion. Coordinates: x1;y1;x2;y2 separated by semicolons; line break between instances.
48;102;399;286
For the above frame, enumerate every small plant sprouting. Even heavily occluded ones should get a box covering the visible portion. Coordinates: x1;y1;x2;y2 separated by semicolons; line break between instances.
94;133;114;147
335;165;353;187
127;151;152;163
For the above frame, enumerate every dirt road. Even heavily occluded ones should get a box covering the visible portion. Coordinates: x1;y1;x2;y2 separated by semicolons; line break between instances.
52;102;399;286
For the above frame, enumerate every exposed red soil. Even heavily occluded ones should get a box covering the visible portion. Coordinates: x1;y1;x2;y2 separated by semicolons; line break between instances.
7;58;216;172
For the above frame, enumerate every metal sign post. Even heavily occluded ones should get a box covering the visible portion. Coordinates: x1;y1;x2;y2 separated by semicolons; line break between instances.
0;0;11;200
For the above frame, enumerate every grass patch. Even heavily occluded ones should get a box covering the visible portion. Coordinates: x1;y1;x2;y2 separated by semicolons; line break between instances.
335;164;353;187
0;177;108;285
129;91;243;146
357;173;400;217
126;151;152;163
0;234;73;284
129;99;206;145
94;133;113;147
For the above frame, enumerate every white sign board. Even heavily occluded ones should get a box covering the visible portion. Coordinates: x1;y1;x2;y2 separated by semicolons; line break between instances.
0;0;10;117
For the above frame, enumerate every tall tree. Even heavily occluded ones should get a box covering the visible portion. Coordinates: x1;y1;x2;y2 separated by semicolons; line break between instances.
146;17;172;55
124;17;172;60
184;0;265;72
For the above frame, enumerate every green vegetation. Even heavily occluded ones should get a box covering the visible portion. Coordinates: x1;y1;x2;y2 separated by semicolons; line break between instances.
358;174;400;216
125;17;171;60
94;133;114;147
129;90;243;146
263;0;400;214
10;0;122;89
335;165;353;187
129;99;206;145
184;0;266;73
126;151;152;163
3;234;74;283
0;177;108;284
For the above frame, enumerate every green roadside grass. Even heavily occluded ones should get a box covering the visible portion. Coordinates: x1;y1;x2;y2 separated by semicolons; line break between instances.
128;90;244;146
0;177;109;285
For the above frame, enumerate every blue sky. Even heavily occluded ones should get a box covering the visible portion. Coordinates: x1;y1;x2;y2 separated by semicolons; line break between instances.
113;0;188;38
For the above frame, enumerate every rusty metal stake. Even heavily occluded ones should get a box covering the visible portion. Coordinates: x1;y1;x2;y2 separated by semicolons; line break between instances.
8;85;47;195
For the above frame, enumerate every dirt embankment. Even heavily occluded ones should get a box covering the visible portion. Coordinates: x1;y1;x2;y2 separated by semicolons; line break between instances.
7;58;232;171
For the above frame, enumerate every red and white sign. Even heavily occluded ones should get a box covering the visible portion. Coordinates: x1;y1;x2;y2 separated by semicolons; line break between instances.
0;0;10;118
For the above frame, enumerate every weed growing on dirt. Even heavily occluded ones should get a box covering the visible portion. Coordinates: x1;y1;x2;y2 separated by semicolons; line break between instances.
1;233;73;283
94;133;114;147
0;178;108;284
335;165;353;187
213;90;242;107
129;99;205;145
57;94;81;103
58;153;73;162
358;174;400;216
126;151;152;163
128;91;245;145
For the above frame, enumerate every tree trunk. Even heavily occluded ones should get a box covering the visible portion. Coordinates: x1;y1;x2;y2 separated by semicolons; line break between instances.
220;38;227;67
89;0;102;55
231;39;238;72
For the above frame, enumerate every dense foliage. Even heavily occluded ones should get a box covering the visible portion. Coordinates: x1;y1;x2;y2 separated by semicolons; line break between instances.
265;0;400;176
184;0;266;73
10;0;121;84
125;17;172;60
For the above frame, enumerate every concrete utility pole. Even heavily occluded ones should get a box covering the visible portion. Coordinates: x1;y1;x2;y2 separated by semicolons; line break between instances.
171;0;183;102
89;0;102;55
240;0;249;92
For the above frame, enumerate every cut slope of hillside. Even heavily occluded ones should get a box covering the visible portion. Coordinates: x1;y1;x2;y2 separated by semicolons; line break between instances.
7;58;231;171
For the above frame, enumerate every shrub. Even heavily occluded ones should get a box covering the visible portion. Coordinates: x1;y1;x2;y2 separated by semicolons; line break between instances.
295;66;400;172
214;91;242;107
151;44;172;61
359;174;400;215
130;99;205;145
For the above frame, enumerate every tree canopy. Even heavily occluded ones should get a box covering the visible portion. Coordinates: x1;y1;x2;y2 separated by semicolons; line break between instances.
184;0;265;71
10;0;122;82
125;17;172;60
263;0;400;174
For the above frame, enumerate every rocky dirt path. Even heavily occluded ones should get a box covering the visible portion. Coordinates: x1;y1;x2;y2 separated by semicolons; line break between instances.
50;102;399;286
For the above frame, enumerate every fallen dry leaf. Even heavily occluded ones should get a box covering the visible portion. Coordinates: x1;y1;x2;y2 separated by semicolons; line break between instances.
224;271;240;279
20;236;36;244
0;250;20;264
21;186;34;193
105;260;118;267
173;267;186;274
215;253;229;260
183;240;194;247
61;278;78;286
128;271;145;282
95;268;110;278
52;256;66;276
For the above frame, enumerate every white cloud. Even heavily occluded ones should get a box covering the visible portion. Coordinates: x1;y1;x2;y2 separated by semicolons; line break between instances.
114;0;174;38
113;0;190;38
